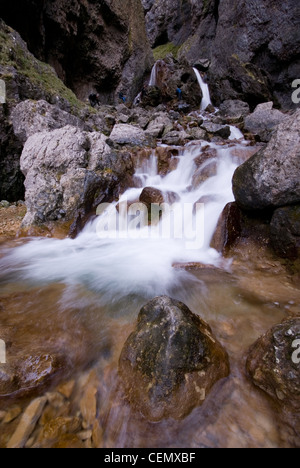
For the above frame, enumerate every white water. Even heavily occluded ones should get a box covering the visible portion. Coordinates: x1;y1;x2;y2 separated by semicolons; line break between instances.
0;139;246;302
193;68;212;111
149;60;163;87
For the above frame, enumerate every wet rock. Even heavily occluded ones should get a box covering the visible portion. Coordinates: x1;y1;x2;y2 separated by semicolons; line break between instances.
2;406;22;424
219;100;250;123
109;124;152;147
11;100;85;144
20;125;133;227
119;296;230;421
246;318;300;412
92;420;103;448
192;160;218;189
155;146;179;176
139;187;179;212
18;354;65;388
233;110;300;211
270;205;300;261
201;122;231;139
7;396;47;448
211;203;242;255
52;434;85;449
41;417;81;442
58;380;75;399
80;386;97;430
244;102;286;142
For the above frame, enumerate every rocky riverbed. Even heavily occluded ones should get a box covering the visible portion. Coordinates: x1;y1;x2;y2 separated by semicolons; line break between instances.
0;5;299;449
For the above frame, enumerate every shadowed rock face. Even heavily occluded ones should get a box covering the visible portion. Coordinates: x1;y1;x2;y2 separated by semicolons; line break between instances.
0;0;153;103
142;0;300;109
247;318;300;413
119;296;230;421
233;110;300;211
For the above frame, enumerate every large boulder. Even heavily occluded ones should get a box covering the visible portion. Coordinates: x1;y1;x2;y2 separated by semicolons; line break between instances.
246;318;300;413
244;102;286;142
233;110;300;211
20;125;133;226
270;205;300;261
119;296;230;421
11;100;85;144
219;100;250;123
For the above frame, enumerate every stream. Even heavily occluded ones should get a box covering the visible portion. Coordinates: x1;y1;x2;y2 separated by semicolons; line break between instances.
0;116;299;447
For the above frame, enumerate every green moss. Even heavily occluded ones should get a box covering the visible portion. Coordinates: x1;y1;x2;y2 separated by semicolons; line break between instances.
0;23;85;113
153;43;181;61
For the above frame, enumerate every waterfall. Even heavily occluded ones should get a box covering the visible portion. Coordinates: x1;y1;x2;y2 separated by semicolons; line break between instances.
193;68;212;111
149;62;158;87
149;60;164;87
0;138;247;301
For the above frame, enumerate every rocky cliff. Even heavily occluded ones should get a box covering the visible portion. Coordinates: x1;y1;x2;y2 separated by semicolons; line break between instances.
143;0;300;109
0;0;153;103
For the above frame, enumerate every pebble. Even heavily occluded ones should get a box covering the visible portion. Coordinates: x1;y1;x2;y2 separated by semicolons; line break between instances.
80;385;97;429
3;406;22;424
6;396;47;448
58;380;75;399
92;420;103;448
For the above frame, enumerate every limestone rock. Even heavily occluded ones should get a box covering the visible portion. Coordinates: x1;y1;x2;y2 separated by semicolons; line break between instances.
244;102;286;142
11;100;85;144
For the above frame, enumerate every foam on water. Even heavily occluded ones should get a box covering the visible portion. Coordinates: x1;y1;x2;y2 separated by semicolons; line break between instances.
0;139;245;301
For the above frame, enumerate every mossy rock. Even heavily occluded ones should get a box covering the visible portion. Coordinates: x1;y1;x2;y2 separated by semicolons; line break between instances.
0;20;85;114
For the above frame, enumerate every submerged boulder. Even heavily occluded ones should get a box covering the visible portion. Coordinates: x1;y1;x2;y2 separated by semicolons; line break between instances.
119;296;230;421
233;110;300;211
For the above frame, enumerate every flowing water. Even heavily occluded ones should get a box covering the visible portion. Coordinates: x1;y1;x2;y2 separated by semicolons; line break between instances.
0;139;242;301
0;122;299;447
193;68;213;111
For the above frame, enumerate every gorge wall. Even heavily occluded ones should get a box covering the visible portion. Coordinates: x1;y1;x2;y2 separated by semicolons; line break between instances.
0;0;153;103
143;0;300;110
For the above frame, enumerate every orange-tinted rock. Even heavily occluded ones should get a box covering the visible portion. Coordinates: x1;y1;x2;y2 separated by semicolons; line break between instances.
211;202;242;254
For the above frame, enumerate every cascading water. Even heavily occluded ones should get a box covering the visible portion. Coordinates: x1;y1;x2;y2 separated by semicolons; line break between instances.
0;138;247;303
193;68;212;111
149;62;159;87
